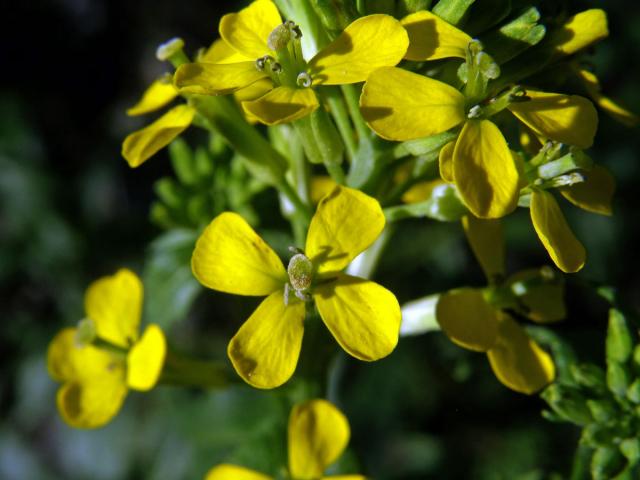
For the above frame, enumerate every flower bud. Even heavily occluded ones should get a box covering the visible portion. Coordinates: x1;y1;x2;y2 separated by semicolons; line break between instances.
606;309;633;364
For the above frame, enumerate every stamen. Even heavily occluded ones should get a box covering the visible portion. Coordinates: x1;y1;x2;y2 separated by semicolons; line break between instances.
268;23;292;51
297;72;312;88
271;62;282;74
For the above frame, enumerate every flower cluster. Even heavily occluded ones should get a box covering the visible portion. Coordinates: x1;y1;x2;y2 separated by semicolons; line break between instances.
46;0;638;477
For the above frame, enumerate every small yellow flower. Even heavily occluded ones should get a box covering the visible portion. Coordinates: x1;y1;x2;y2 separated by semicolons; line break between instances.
192;185;401;389
174;0;408;125
205;399;365;480
435;216;558;394
47;269;166;428
361;65;598;219
122;41;196;168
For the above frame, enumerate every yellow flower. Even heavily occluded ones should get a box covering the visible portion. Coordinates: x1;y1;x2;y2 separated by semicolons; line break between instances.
435;215;558;394
205;399;365;480
361;65;598;219
191;185;401;389
47;269;166;428
122;40;196;168
174;0;408;125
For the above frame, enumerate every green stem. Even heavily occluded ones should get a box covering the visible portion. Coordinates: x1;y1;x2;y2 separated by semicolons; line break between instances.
159;349;230;388
341;84;369;141
323;87;357;161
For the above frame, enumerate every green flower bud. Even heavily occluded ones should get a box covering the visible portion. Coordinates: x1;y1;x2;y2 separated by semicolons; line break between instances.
626;378;640;404
607;362;631;398
591;446;626;480
586;399;619;424
541;384;592;426
581;423;618;448
606;309;633;364
620;438;640;465
571;364;606;392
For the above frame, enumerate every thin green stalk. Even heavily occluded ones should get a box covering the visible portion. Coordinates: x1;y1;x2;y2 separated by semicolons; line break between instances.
341;84;369;141
323;87;357;161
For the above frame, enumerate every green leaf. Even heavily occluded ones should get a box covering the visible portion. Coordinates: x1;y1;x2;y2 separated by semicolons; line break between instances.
591;446;626;480
607;309;633;364
143;229;202;329
481;7;546;64
432;0;475;26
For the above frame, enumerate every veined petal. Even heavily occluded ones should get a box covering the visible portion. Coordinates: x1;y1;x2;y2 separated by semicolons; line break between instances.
47;328;125;383
306;186;385;274
401;10;471;61
309;14;408;85
507;269;565;323
235;78;275;102
289;399;350;479
174;62;268;95
530;190;585;273
219;0;281;58
462;215;505;280
508;90;598;149
453;120;519;219
314;274;400;361
439;141;455;183
201;38;253;64
122;105;195;168
205;464;272;480
126;324;166;391
228;291;305;389
361;67;465;141
560;164;615;216
126;78;178;116
192;212;287;296
243;86;319;125
551;9;608;57
57;378;128;429
85;269;142;348
487;314;555;394
436;288;499;352
574;67;639;128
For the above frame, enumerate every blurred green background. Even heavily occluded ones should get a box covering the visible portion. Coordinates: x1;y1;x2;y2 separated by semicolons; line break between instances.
1;0;638;478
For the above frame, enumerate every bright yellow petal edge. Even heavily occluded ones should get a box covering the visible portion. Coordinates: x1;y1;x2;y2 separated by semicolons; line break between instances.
205;464;272;480
127;324;167;391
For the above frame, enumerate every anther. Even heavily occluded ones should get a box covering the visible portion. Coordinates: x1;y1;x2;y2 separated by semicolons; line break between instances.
268;23;292;51
297;72;312;88
287;253;314;291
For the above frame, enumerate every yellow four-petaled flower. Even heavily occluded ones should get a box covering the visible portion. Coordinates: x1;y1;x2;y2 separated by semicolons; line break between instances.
47;269;166;428
192;185;401;388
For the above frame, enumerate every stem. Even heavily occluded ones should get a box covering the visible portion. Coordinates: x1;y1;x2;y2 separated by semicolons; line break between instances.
323;87;357;161
159;349;230;388
341;84;369;141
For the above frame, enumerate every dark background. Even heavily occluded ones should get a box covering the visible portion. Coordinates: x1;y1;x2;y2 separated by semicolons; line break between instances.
1;0;639;478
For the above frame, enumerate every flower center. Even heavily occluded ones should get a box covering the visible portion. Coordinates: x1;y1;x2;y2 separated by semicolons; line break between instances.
287;252;314;291
256;21;312;89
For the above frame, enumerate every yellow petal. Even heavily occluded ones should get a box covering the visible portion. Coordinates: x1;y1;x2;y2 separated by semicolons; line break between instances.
126;78;178;116
309;14;408;85
508;90;598;149
47;328;125;383
314;274;400;361
310;176;338;204
487;314;555;394
122;105;195;168
574;67;639;128
219;0;281;58
360;67;465;141
57;378;128;429
560;164;615;216
228;291;305;389
530;190;586;273
551;9;608;57
306;186;385;274
507;269;565;323
84;269;143;348
126;324;166;391
401;10;471;61
462;215;505;280
174;62;269;95
453;120;519;219
289;399;350;479
439;141;455;183
436;288;499;352
192;212;287;296
234;78;274;102
205;464;272;480
201;38;253;64
243;86;319;125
